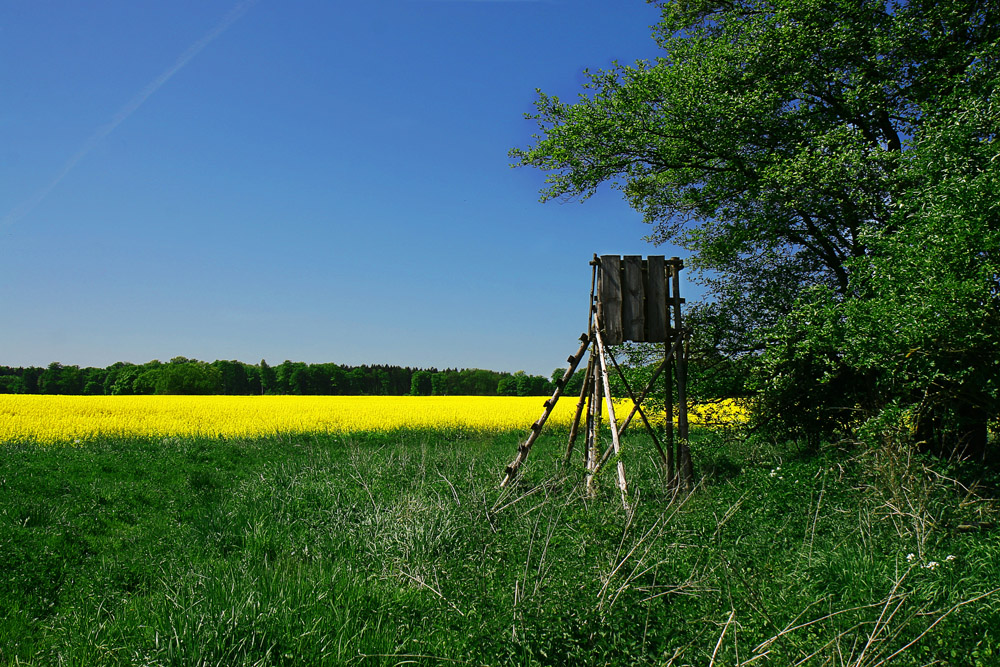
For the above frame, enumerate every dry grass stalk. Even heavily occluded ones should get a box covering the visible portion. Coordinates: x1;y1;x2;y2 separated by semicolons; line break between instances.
709;610;737;666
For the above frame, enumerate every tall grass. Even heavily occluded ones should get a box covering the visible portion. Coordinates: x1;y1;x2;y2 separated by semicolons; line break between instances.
1;427;998;665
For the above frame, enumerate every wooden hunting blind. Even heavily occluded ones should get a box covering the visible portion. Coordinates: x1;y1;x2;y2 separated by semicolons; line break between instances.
500;255;693;507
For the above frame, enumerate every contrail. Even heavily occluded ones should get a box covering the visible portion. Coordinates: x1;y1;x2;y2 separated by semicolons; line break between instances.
1;0;258;230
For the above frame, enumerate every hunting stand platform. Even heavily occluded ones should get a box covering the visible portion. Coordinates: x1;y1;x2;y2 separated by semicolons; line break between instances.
500;255;692;507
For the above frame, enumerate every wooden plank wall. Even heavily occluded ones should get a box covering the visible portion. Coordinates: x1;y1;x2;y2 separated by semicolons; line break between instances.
622;256;645;342
598;255;623;345
598;255;678;344
646;256;667;342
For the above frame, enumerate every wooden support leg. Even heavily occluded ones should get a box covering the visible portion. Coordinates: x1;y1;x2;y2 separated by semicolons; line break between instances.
593;357;604;463
594;321;629;511
565;348;594;464
665;343;675;489
584;354;601;496
676;330;693;490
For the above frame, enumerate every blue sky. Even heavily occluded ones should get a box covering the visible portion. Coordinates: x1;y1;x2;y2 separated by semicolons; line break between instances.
0;0;693;375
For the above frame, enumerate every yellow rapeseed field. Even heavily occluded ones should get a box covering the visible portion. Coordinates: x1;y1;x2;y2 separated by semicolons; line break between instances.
0;395;747;445
688;399;750;427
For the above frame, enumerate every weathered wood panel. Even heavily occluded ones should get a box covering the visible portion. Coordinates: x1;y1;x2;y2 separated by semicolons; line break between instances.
645;255;667;342
598;255;623;345
622;255;645;342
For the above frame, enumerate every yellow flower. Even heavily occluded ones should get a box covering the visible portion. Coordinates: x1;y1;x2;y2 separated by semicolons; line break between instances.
0;394;748;445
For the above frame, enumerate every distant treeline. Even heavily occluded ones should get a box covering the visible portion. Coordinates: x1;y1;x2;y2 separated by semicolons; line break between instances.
0;358;561;397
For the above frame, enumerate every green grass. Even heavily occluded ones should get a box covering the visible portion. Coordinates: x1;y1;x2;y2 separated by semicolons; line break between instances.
2;428;999;665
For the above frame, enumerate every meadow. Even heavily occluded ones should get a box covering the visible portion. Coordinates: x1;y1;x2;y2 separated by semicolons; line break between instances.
2;397;999;665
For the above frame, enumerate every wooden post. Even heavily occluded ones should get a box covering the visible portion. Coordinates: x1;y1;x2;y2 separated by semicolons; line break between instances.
671;258;693;490
594;318;629;510
565;348;594;463
665;264;675;488
592;355;603;463
588;256;598;338
573;258;599;467
584;353;601;496
665;342;675;488
596;338;685;475
586;350;601;471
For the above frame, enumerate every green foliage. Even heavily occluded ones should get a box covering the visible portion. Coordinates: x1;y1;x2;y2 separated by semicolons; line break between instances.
513;0;1000;455
409;369;433;396
430;368;531;396
756;89;1000;453
38;362;85;395
0;361;556;397
151;360;223;395
212;359;257;395
557;367;586;397
497;374;517;396
258;358;275;394
0;374;26;394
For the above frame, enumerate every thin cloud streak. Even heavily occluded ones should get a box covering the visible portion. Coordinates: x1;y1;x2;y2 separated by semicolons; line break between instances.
1;0;258;231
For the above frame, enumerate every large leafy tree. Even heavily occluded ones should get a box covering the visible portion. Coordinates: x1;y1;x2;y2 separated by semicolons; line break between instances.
513;0;999;453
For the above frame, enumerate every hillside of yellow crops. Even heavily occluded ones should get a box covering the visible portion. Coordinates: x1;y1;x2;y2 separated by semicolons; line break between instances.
0;395;747;445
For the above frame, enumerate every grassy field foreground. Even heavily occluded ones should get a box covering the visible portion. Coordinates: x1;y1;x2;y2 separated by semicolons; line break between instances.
2;428;999;665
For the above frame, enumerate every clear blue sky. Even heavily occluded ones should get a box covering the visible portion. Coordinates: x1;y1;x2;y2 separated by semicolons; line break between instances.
0;0;694;376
